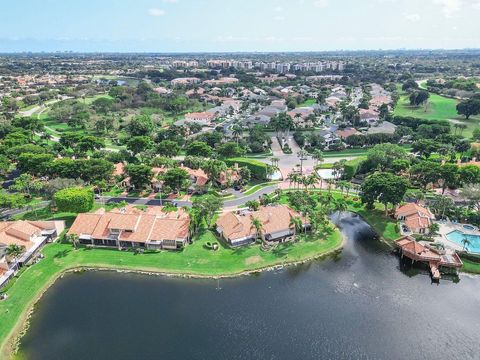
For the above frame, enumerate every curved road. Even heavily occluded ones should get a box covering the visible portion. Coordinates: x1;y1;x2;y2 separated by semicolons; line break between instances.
98;184;279;209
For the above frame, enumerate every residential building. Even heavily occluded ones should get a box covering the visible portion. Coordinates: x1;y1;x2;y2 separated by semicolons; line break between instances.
68;206;190;250
216;205;309;247
395;203;435;235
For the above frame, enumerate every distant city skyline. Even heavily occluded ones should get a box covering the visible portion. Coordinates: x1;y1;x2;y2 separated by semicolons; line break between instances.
1;0;480;52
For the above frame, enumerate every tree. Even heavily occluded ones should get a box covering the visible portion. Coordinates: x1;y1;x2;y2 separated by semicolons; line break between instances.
427;223;440;240
185;141;213;157
297;149;309;174
67;233;80;250
127;136;154;155
361;172;409;214
457;98;480;120
312;149;324;166
460;184;480;211
202;159;227;184
161;168;190;193
289;216;303;239
232;125;243;144
217;142;246;158
251;217;264;243
192;195;222;228
365;143;408;171
402;79;419;92
5;244;25;269
54;187;94;213
462;236;472;251
459;165;480;185
156;140;180;158
16;153;54;176
127;115;154;136
409;90;430;107
245;200;260;211
125;164;153;190
409;161;441;189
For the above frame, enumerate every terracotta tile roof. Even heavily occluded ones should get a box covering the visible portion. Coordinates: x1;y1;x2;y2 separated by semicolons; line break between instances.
68;206;190;243
216;205;306;241
0;220;58;250
336;127;358;139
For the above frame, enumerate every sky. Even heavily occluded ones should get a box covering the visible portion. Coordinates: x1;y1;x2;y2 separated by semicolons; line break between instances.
0;0;480;52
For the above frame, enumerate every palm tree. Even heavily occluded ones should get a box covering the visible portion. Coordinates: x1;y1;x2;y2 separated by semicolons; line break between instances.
427;223;440;240
334;198;348;213
68;233;80;249
462;236;471;251
232;125;243;144
251;217;264;244
289;216;303;240
297;149;309;174
312;149;324;167
5;244;25;270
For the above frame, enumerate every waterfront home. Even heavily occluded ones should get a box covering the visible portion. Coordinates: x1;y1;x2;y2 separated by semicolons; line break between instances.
395;203;435;235
216;205;309;247
395;236;463;280
0;220;65;289
0;220;65;266
68;206;190;250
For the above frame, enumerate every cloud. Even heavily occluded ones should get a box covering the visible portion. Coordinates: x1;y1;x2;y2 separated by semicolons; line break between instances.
148;8;166;16
432;0;461;17
405;13;421;21
313;0;329;8
162;0;178;2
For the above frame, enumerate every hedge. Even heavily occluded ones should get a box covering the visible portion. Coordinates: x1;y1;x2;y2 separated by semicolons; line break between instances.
226;158;268;180
343;157;366;180
53;187;94;213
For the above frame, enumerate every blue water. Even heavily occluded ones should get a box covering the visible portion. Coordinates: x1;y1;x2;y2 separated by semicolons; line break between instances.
446;230;480;253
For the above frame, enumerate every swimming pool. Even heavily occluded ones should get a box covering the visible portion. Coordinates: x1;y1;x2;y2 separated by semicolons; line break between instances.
463;224;476;231
446;230;480;253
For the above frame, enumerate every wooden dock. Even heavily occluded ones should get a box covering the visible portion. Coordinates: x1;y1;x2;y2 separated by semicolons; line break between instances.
395;236;463;280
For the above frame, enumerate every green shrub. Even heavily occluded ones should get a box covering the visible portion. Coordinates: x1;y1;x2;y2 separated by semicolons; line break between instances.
54;187;94;213
225;158;268;180
343;157;366;180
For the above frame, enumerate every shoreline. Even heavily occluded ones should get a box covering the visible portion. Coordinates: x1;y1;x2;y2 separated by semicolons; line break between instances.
1;237;344;360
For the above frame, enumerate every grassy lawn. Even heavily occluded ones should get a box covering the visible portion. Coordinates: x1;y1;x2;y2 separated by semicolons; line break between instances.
394;90;480;137
297;99;316;107
0;229;342;357
323;146;411;158
243;181;279;195
460;258;480;274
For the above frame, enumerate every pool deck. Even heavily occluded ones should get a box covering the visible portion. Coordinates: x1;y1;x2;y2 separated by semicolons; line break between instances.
435;221;480;253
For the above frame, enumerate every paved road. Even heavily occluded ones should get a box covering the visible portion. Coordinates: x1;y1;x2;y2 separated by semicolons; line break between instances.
98;184;279;209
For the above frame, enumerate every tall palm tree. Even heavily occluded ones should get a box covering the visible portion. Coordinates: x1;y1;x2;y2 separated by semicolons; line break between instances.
462;236;471;251
68;233;80;249
312;149;324;167
5;244;25;270
297;149;309;174
232;125;243;144
289;216;303;240
251;217;264;244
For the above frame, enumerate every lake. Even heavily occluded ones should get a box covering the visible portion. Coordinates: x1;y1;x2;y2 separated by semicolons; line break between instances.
19;213;480;360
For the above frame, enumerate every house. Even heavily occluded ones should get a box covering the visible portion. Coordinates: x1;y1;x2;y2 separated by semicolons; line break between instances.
359;108;380;123
395;203;435;234
68;206;190;250
216;205;309;247
366;121;397;135
336;127;358;140
171;77;200;86
216;166;241;188
203;77;239;86
184;112;217;125
0;220;65;268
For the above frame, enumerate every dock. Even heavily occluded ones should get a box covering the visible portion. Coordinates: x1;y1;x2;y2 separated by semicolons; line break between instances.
395;236;463;280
